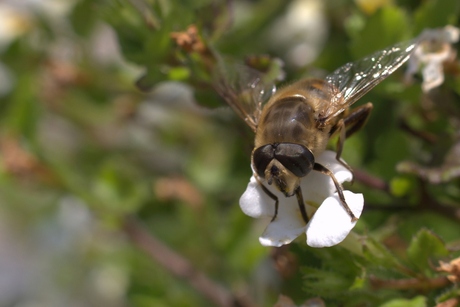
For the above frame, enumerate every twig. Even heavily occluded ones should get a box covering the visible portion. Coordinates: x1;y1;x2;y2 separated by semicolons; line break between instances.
398;118;437;144
418;180;460;221
353;169;389;192
353;170;460;221
369;275;450;291
122;217;258;307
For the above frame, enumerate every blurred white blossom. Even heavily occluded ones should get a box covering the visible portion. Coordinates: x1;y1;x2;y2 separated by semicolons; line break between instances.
240;151;364;247
405;25;460;92
0;4;31;49
267;0;328;68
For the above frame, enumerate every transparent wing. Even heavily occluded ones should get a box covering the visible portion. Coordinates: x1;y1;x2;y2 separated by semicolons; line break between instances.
213;57;276;132
320;40;418;121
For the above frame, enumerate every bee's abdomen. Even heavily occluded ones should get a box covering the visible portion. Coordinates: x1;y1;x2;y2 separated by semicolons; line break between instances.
257;98;314;145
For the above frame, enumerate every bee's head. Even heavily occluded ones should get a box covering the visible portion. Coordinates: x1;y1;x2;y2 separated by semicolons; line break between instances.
252;143;315;197
264;159;299;196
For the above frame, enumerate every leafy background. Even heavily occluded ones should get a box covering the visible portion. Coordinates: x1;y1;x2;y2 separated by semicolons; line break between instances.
0;0;460;306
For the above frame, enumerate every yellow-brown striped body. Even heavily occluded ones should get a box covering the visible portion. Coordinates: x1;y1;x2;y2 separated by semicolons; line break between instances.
255;79;343;156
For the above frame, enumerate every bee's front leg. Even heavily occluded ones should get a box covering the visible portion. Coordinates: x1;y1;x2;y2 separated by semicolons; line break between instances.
333;103;374;173
255;176;309;224
255;176;279;222
295;187;309;224
313;163;357;222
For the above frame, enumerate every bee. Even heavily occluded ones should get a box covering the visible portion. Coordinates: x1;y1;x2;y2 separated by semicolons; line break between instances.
214;41;417;223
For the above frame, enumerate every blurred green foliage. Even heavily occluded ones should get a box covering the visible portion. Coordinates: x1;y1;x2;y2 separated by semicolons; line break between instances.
0;0;460;306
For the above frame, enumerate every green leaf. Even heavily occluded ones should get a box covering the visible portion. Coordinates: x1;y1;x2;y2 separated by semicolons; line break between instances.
379;295;427;307
436;287;460;305
369;130;411;180
90;159;149;214
70;0;97;36
303;267;354;299
102;1;175;67
349;274;366;290
389;176;412;197
406;229;450;274
362;237;407;271
349;6;410;59
414;0;460;34
167;66;191;81
4;74;40;138
136;71;163;92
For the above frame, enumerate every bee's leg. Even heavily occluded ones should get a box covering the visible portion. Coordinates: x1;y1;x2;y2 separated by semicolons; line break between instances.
333;103;374;172
295;187;309;224
332;118;354;175
258;181;279;222
313;163;358;222
343;103;374;139
257;177;309;224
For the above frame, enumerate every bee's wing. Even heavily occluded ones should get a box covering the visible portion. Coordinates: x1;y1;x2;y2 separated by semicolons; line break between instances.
320;40;418;122
213;58;276;132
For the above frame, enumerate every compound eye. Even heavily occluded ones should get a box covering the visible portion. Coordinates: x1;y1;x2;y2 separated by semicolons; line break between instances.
252;145;275;178
274;143;314;177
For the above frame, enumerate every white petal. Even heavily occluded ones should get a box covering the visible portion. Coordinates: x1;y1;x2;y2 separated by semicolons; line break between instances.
300;151;353;205
259;195;307;247
241;152;360;248
316;151;353;183
444;25;460;43
299;170;333;205
259;221;306;247
239;175;275;218
306;191;364;248
421;62;444;92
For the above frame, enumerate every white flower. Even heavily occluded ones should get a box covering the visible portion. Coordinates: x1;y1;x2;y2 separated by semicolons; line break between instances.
240;150;364;248
405;25;460;92
0;5;31;50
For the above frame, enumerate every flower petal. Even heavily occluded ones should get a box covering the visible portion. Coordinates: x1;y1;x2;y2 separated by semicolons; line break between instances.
239;175;275;218
407;26;460;92
316;151;353;183
300;150;353;205
259;195;307;247
241;151;362;248
306;191;364;248
422;62;444;92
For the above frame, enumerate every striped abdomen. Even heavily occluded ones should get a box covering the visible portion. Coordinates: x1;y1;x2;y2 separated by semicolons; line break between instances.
255;95;330;156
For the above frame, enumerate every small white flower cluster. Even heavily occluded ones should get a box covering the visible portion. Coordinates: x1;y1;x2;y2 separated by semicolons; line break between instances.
405;25;460;92
239;151;363;248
